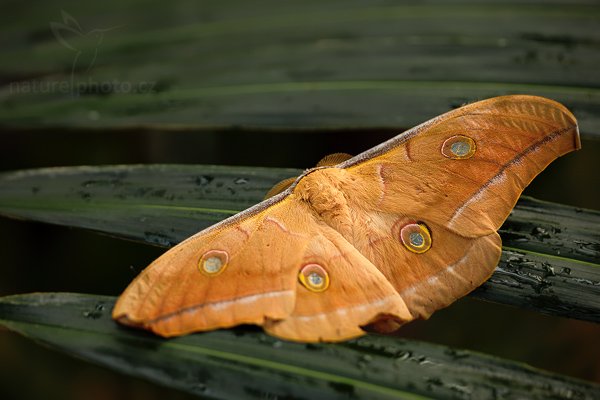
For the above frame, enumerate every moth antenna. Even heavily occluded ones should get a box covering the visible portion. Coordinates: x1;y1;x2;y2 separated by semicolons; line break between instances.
316;153;353;167
264;177;297;199
264;153;353;199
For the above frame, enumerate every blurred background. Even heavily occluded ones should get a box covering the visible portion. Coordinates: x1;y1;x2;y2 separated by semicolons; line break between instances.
1;1;599;399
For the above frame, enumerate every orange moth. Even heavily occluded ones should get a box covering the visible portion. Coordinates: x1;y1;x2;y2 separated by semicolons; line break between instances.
113;95;580;342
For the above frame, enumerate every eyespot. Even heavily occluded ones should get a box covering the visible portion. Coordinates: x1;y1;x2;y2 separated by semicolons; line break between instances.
198;250;229;276
441;135;476;159
400;223;432;254
298;264;329;292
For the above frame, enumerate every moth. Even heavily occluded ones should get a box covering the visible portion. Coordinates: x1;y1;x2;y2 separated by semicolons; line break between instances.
113;95;580;342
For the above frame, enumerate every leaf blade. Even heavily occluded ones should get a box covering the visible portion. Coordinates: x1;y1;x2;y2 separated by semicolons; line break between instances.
1;2;599;136
1;292;598;400
0;164;598;323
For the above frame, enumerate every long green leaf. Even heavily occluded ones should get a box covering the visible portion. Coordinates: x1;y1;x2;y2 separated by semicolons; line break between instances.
1;293;598;400
1;1;598;135
0;164;298;246
0;164;598;323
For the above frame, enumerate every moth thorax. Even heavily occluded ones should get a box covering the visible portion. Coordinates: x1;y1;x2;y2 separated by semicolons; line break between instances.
297;169;353;232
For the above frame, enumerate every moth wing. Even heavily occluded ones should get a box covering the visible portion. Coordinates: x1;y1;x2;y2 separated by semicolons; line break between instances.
113;194;411;341
264;222;412;342
339;95;579;319
344;95;580;237
113;197;304;336
339;211;503;319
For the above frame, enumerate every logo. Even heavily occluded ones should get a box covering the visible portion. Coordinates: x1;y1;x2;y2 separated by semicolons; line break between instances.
50;11;120;79
9;11;156;97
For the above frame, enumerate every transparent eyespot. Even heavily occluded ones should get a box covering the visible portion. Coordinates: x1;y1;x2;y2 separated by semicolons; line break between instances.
409;231;424;247
400;223;432;254
441;135;476;159
198;250;229;276
298;264;329;292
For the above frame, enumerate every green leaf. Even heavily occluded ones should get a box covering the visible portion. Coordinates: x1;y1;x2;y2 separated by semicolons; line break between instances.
1;292;598;400
0;164;300;247
1;1;598;136
0;164;599;324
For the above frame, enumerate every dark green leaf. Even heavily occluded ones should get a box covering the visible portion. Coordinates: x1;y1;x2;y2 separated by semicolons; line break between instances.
1;1;598;136
0;164;300;247
1;293;598;400
0;164;598;324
